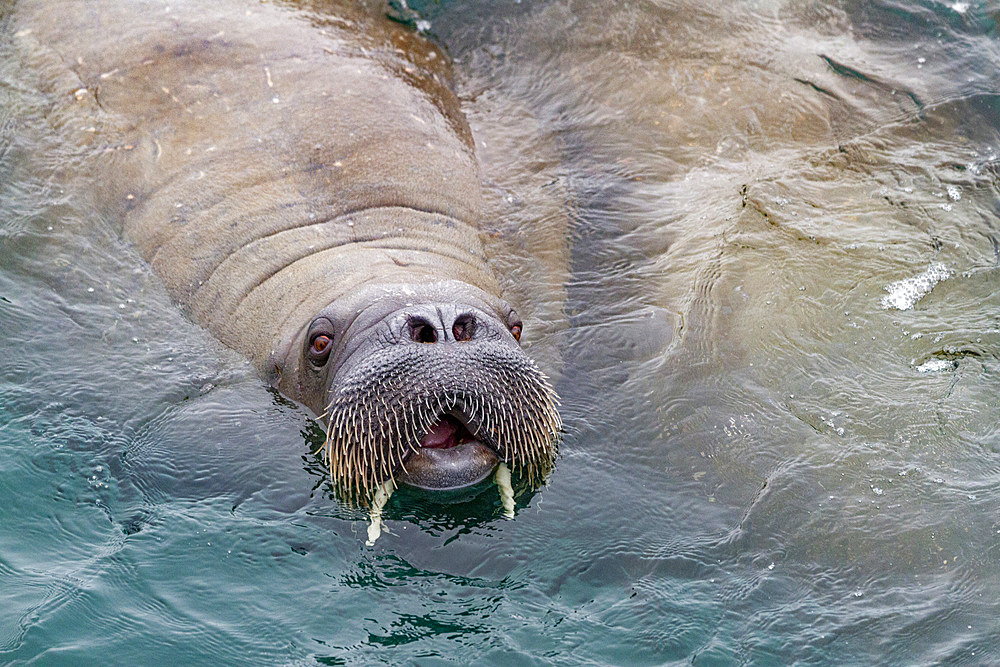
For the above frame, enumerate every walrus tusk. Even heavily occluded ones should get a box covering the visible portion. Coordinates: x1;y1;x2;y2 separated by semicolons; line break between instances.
496;462;515;519
365;478;396;546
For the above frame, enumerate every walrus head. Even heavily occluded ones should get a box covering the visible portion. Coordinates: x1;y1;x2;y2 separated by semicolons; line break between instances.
288;280;561;501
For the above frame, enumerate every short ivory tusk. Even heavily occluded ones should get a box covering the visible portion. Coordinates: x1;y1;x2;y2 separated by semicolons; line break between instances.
496;462;515;519
365;478;396;546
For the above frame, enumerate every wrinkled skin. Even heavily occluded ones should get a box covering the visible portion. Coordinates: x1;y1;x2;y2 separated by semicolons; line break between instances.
305;279;559;497
12;0;561;497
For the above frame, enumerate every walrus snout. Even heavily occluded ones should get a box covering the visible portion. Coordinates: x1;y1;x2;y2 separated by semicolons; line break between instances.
315;294;561;501
298;283;559;501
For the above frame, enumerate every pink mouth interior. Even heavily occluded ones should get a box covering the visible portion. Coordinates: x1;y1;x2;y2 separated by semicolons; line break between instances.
400;414;499;490
419;415;475;449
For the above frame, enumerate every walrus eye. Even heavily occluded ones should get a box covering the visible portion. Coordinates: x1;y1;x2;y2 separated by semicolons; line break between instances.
309;333;333;365
510;322;522;342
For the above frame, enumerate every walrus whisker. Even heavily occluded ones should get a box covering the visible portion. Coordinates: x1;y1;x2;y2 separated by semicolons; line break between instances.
311;433;326;458
317;341;561;504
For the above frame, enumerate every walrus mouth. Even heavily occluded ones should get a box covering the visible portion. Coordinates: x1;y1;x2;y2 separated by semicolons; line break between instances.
396;414;501;490
320;341;561;502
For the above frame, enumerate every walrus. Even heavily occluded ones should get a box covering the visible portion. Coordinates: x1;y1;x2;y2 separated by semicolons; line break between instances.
10;0;561;503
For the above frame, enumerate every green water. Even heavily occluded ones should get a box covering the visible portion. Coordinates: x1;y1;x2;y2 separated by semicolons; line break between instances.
3;0;1000;663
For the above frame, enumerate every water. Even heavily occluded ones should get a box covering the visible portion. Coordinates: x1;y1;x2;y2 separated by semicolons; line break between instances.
2;0;1000;663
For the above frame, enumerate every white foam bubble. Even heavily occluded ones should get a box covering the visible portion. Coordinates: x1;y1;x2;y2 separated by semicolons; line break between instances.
915;358;954;373
880;263;952;310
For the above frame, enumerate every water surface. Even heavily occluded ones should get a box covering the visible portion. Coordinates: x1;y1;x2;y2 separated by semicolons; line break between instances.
2;0;1000;663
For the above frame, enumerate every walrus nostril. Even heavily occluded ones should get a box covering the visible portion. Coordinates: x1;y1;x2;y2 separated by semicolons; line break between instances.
452;313;476;342
408;316;437;343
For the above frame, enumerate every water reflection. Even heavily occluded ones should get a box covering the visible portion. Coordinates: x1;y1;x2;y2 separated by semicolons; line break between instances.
444;0;1000;659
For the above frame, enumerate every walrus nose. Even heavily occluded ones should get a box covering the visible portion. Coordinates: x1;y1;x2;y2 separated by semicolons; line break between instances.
406;308;478;343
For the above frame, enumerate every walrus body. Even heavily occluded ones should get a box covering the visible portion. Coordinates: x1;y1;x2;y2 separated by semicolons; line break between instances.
12;0;561;499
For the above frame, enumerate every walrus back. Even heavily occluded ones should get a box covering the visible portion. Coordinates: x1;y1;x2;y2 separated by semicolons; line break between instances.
13;0;501;374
